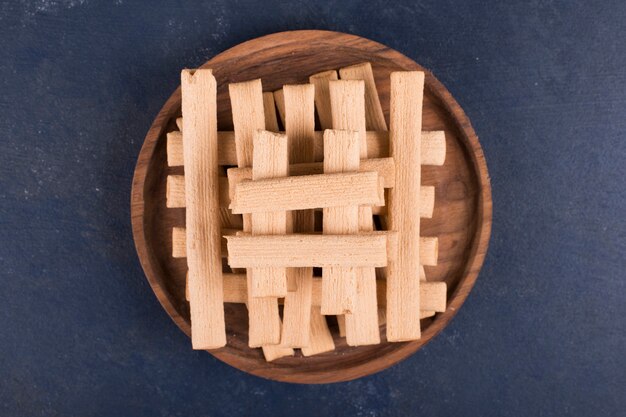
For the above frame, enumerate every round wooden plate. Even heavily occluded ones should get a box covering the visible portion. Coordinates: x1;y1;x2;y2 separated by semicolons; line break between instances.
131;30;492;384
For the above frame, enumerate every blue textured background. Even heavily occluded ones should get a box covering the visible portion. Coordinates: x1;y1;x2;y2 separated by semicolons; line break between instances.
1;1;624;416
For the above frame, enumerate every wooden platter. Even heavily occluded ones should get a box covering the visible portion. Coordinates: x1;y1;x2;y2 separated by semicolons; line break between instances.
131;30;492;383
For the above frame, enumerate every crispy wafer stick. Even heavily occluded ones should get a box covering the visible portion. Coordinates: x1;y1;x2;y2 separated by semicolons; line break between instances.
342;63;442;276
273;89;286;126
310;69;364;341
339;62;388;131
387;71;425;342
172;227;186;258
228;157;394;190
167;131;184;166
172;155;434;216
301;306;335;356
229;79;281;347
419;264;438;321
173;227;233;259
262;90;294;361
340;63;396;341
166;129;446;167
263;92;280;133
180;69;226;349
183;270;446;313
249;131;289;298
309;70;338;129
330;79;380;346
226;232;394;268
177;229;434;265
337;64;393;344
230;171;384;214
280;84;316;348
336;315;346;337
165;175;186;208
261;333;294;361
215;273;446;311
321;129;360;315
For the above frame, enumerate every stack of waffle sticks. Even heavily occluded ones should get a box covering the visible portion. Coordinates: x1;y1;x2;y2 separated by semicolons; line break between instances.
165;62;447;361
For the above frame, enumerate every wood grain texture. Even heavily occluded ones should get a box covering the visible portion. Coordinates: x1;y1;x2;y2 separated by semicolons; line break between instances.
180;69;226;349
386;71;425;342
131;30;492;383
229;79;281;348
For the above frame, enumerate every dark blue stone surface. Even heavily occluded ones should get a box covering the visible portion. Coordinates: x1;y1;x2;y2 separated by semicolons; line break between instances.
0;1;624;415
